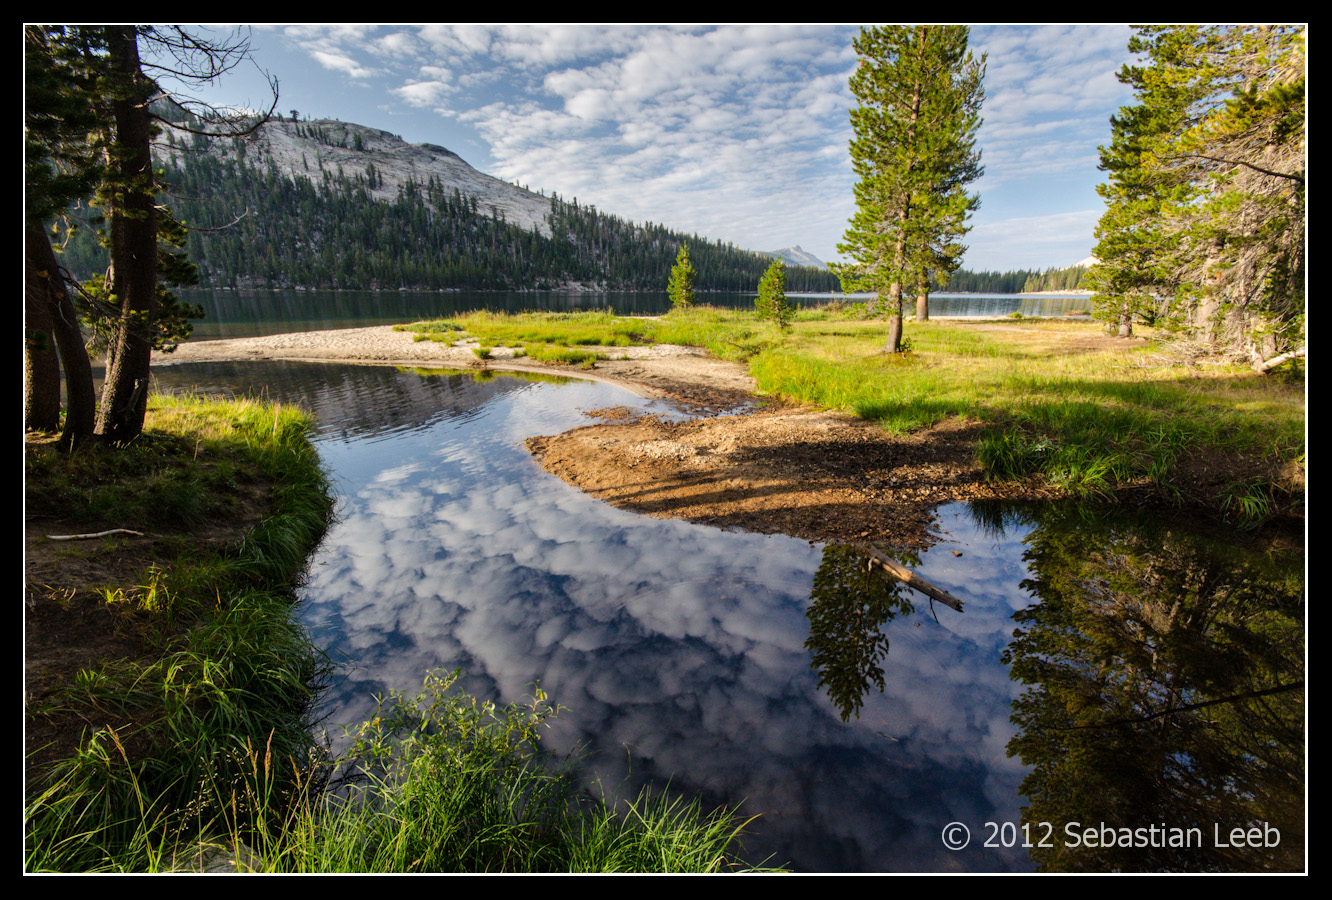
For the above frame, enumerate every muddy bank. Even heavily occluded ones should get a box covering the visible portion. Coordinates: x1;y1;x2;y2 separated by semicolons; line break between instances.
527;406;1062;549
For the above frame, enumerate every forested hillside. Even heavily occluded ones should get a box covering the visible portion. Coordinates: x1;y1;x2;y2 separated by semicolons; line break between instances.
940;264;1089;293
59;114;840;294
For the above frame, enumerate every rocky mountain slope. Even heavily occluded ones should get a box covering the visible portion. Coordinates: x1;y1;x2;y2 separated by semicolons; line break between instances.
761;245;828;271
161;117;556;235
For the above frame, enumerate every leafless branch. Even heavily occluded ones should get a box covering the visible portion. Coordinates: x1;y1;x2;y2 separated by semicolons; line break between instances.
1158;151;1304;184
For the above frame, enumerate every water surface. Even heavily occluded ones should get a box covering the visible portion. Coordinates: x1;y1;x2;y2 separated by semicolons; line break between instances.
150;360;1303;872
178;288;1092;340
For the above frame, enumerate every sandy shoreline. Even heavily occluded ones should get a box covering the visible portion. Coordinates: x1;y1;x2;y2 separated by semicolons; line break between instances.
161;325;762;411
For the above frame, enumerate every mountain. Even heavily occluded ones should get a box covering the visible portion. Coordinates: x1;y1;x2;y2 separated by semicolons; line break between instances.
110;112;842;294
761;246;829;271
160;117;556;236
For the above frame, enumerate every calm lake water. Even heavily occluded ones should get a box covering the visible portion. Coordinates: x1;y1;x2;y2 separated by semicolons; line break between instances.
179;288;1094;340
149;345;1305;873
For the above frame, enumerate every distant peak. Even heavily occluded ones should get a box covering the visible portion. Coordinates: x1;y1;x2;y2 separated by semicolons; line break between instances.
762;246;828;271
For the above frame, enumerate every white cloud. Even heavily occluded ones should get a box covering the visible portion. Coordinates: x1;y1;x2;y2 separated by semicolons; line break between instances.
393;79;452;108
259;23;1140;268
309;50;381;80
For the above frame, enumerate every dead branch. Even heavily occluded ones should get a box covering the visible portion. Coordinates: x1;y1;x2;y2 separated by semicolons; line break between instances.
866;548;964;612
45;528;147;541
1253;345;1305;374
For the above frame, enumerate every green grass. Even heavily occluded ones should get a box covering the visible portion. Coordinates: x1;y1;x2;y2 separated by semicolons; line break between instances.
244;671;772;873
394;306;793;365
26;667;776;872
25;395;337;872
744;313;1301;516
397;309;647;349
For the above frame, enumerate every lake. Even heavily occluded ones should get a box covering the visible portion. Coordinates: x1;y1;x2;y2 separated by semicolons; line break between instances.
149;343;1305;872
178;288;1094;340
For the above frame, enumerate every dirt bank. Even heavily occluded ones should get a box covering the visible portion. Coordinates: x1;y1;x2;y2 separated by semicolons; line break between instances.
163;325;759;412
527;407;1057;548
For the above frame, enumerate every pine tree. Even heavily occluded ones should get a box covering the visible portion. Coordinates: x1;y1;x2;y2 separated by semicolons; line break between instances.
667;243;696;309
24;26;104;448
756;258;793;329
834;25;985;351
1086;26;1212;338
1087;26;1305;365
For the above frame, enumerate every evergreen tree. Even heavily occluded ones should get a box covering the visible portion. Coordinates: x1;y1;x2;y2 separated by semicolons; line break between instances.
755;258;793;328
834;25;986;351
24;26;104;448
25;25;275;446
667;243;696;309
1087;26;1305;365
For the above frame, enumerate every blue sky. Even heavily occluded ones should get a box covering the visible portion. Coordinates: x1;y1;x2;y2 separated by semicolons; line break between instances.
157;24;1142;272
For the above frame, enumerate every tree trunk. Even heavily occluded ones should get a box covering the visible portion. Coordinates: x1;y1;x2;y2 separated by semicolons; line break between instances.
26;223;97;450
1253;345;1305;374
25;229;61;433
915;268;930;321
95;26;156;445
883;201;911;353
885;285;904;353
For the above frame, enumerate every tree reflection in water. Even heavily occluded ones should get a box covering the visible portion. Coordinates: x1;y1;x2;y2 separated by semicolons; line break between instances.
979;502;1304;872
804;544;921;722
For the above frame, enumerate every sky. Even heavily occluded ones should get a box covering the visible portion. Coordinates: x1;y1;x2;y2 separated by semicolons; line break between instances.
154;23;1143;273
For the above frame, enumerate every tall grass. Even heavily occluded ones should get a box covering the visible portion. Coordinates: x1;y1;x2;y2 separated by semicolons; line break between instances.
262;671;772;873
26;395;336;872
27;670;775;872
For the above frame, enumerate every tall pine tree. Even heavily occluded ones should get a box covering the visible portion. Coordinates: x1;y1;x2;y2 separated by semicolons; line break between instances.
1087;26;1305;366
834;25;985;350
